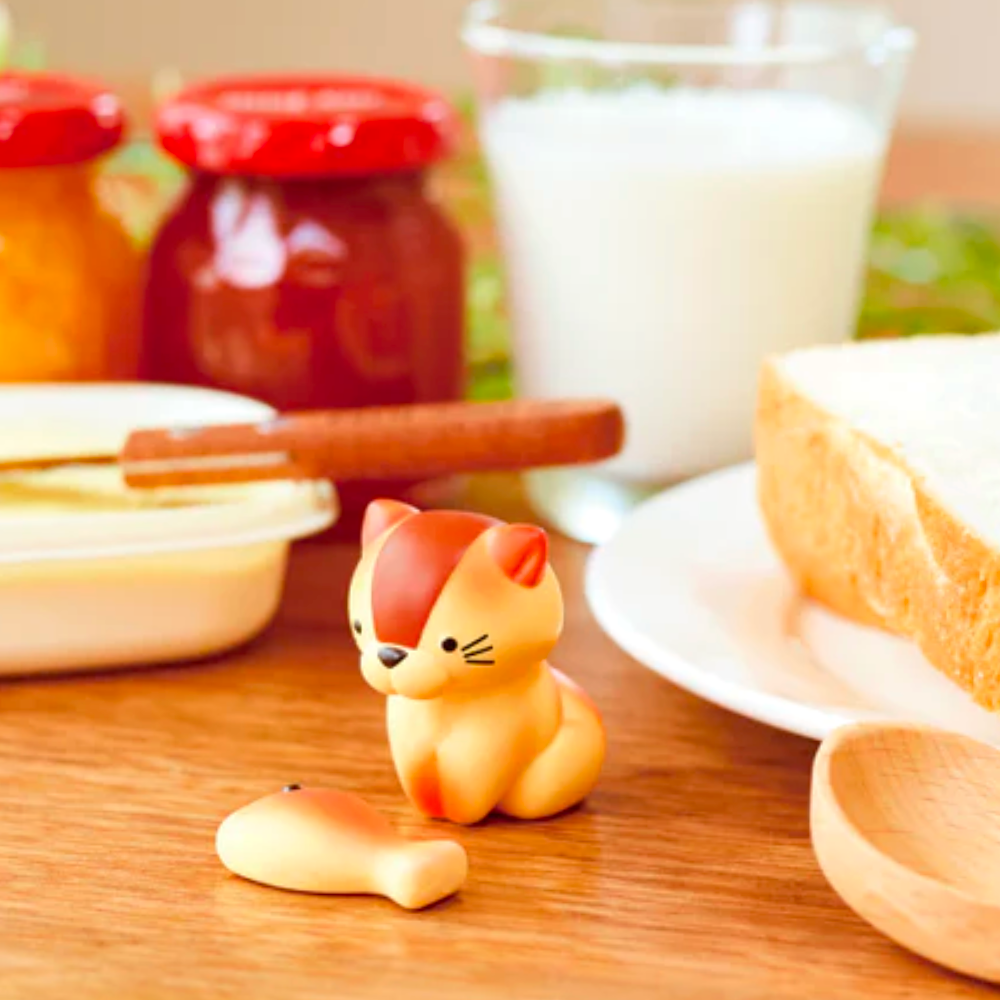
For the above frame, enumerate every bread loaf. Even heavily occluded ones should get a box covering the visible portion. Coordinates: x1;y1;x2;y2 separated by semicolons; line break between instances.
756;333;1000;710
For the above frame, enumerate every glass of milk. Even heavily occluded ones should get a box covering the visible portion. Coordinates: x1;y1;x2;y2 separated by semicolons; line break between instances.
462;0;915;543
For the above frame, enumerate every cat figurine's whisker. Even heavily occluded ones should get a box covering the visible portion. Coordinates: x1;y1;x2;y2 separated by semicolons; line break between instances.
462;645;493;659
462;639;492;652
461;634;489;652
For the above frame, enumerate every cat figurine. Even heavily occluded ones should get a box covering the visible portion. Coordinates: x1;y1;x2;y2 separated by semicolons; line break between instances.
349;498;606;824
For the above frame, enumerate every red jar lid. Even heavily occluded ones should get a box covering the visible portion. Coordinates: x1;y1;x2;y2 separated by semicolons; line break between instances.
155;75;461;178
0;72;125;168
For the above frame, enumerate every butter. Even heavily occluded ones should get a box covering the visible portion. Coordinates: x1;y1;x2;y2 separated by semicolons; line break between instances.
0;466;264;516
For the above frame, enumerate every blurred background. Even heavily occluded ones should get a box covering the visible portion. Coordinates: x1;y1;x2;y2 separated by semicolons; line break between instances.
8;0;1000;389
11;0;1000;131
9;0;1000;213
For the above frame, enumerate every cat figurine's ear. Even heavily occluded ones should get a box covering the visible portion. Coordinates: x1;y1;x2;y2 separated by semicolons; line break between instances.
487;524;548;588
362;499;419;550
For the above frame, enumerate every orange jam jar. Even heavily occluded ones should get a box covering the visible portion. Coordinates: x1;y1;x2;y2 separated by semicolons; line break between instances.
141;76;466;521
0;73;140;381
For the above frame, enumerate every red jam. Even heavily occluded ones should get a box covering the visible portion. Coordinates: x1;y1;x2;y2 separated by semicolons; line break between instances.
141;76;466;523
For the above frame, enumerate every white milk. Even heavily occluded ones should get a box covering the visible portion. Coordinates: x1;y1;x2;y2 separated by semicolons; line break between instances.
480;86;886;482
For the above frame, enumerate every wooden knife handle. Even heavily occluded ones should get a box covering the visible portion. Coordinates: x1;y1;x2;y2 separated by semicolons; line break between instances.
121;399;625;488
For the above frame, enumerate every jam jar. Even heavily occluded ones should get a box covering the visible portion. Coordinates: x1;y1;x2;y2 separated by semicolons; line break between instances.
142;76;466;523
0;73;140;381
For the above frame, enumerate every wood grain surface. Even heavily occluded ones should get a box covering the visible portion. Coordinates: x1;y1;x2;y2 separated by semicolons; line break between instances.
0;474;994;1000
7;126;1000;997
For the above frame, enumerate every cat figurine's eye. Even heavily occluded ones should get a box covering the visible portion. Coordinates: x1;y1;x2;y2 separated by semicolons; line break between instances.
353;620;362;635
440;637;458;652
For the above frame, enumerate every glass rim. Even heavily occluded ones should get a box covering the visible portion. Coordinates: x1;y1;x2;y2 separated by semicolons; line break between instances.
461;0;917;68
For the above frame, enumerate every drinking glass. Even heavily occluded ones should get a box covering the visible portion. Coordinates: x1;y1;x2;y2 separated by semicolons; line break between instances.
462;0;915;543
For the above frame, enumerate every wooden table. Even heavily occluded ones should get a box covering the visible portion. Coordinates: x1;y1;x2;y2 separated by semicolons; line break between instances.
2;473;995;1000
7;130;1000;998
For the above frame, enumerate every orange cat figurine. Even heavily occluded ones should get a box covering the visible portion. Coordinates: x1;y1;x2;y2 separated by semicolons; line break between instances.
349;499;606;824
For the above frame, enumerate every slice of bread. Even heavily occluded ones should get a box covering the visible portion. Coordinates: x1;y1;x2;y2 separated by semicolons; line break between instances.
756;333;1000;710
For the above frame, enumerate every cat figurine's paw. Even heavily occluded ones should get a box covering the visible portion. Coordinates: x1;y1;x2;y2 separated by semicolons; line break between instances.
349;499;606;823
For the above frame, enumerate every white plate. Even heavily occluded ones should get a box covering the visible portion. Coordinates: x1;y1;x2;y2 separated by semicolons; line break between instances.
585;462;1000;745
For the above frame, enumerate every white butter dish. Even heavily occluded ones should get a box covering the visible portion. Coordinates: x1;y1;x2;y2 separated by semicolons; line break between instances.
0;383;336;676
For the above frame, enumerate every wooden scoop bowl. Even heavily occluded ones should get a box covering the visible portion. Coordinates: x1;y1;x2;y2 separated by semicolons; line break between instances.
811;721;1000;983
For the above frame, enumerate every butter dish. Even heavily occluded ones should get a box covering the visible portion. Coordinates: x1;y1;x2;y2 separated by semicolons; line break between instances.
0;383;335;676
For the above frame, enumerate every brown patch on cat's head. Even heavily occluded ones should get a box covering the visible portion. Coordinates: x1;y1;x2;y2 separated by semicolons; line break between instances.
369;507;500;647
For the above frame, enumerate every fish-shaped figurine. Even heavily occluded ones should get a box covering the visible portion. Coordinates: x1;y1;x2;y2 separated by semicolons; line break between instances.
216;785;467;910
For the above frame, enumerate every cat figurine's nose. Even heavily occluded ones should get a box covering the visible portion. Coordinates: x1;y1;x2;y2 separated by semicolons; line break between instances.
378;646;408;669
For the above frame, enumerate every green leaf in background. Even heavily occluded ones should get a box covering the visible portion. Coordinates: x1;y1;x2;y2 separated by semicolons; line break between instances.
98;142;185;246
467;256;509;364
467;360;513;401
859;208;1000;338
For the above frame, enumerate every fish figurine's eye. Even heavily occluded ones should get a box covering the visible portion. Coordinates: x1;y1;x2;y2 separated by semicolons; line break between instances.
353;620;363;635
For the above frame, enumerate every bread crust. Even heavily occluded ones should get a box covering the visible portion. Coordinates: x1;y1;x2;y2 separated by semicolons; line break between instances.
756;359;1000;710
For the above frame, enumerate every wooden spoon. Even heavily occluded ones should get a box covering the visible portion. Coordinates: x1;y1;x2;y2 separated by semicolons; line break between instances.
0;398;624;489
811;721;1000;983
